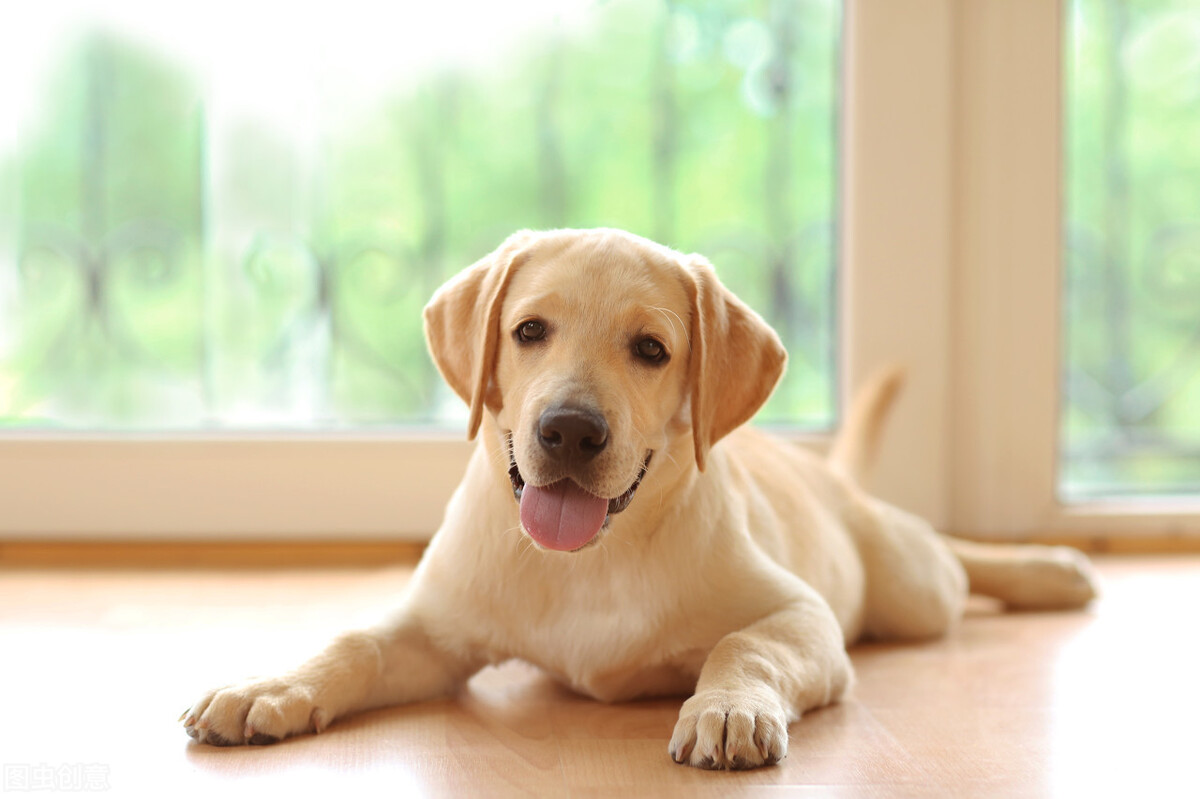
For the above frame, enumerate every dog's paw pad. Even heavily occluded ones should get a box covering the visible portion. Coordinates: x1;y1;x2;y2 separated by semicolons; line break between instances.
247;731;281;746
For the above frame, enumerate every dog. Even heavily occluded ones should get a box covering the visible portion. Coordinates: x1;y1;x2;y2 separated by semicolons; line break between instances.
182;228;1097;769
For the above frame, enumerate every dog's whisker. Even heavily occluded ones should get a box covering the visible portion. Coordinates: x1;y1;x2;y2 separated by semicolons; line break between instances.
650;305;690;348
486;433;516;463
508;525;540;564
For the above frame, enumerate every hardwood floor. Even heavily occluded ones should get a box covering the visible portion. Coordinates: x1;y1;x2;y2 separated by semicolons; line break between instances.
1;555;1197;797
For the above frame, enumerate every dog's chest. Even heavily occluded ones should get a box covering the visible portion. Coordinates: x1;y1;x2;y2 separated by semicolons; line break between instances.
468;559;705;700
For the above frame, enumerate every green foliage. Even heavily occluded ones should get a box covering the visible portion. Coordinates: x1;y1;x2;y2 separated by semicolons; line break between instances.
3;0;1194;496
1;0;840;430
1063;0;1200;496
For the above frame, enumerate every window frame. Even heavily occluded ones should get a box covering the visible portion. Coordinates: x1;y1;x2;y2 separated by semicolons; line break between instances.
848;0;1200;541
2;0;1197;542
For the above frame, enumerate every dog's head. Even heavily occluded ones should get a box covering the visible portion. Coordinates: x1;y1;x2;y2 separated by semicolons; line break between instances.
424;228;785;552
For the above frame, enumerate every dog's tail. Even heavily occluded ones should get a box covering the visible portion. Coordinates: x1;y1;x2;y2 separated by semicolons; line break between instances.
827;366;906;484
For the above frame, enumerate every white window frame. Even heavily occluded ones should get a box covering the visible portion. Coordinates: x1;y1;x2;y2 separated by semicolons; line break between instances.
3;0;1198;542
846;0;1200;540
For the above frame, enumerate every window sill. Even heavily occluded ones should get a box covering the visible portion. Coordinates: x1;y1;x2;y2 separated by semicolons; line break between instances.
0;434;475;539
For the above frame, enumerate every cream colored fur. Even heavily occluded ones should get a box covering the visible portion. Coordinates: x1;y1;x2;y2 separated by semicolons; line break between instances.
182;228;1097;769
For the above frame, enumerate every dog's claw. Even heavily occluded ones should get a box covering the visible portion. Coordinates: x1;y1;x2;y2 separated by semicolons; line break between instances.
670;690;789;770
184;678;325;747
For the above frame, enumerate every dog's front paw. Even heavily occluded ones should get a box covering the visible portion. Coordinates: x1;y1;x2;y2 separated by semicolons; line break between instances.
668;689;789;769
181;678;330;746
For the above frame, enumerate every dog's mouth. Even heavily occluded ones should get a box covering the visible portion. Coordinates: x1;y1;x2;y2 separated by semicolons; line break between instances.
506;435;652;552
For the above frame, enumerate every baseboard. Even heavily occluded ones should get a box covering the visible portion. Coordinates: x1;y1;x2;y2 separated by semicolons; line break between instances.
3;532;1198;570
0;539;428;569
947;532;1200;555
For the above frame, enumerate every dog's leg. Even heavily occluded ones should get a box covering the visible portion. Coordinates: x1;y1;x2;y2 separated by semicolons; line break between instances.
182;611;481;746
668;593;852;770
941;536;1098;610
857;501;969;640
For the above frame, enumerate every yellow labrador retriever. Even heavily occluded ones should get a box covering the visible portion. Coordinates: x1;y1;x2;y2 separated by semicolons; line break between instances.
183;228;1096;768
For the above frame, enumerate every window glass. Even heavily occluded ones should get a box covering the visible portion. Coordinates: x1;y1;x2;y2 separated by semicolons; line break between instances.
1063;0;1200;498
0;1;840;430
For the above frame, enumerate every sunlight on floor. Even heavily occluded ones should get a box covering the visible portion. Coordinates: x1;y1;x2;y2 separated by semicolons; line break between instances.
1050;568;1200;797
3;557;1198;795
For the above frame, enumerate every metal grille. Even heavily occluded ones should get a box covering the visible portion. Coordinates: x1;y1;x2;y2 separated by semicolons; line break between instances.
0;1;840;430
1063;0;1200;498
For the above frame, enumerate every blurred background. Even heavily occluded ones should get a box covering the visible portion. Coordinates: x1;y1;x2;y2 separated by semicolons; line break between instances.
1064;0;1200;498
0;0;1197;500
0;0;838;431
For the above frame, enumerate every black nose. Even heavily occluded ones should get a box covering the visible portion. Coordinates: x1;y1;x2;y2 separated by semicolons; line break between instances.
538;406;609;462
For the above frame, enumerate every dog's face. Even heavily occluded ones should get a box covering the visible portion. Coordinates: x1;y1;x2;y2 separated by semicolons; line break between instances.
491;234;693;551
424;229;786;552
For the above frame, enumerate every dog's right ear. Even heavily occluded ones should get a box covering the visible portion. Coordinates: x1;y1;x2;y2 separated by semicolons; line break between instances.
423;231;536;440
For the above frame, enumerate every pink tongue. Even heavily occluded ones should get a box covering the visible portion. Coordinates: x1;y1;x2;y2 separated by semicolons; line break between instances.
520;480;609;552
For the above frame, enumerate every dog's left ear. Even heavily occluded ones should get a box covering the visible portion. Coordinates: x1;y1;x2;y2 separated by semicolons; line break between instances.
423;231;536;439
685;256;788;470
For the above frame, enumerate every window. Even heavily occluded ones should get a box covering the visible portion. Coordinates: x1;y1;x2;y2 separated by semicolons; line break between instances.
0;0;839;430
0;1;841;538
2;1;1197;542
844;0;1199;541
1063;0;1200;500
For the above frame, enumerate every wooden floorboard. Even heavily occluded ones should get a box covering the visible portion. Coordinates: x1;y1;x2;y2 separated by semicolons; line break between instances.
2;555;1197;797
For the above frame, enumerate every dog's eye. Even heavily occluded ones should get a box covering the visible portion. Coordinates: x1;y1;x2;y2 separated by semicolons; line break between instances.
516;319;547;343
634;337;667;364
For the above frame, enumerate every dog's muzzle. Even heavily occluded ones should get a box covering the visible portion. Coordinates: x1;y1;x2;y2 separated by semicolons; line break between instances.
506;434;652;551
